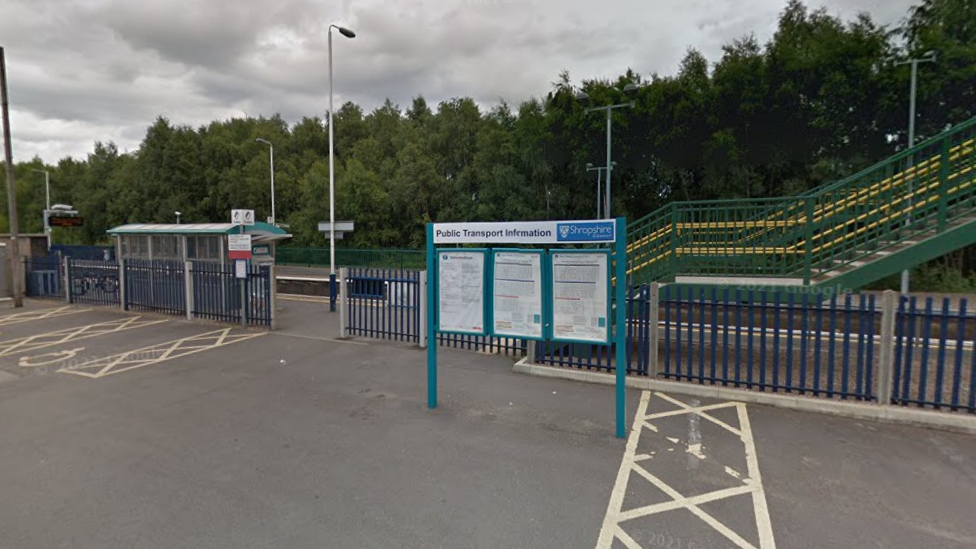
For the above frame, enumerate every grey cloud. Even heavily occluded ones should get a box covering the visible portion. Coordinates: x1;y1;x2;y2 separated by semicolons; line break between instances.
2;0;918;163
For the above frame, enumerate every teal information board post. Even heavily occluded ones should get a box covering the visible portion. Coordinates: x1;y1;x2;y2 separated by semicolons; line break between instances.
425;218;629;438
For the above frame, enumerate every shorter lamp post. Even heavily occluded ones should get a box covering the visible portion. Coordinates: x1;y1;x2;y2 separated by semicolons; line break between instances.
255;138;275;225
576;83;638;220
586;161;616;219
31;168;51;250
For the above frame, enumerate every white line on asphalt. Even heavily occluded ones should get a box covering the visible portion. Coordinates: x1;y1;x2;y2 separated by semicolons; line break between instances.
739;400;777;549
0;316;167;357
594;391;650;549
59;329;265;379
0;306;93;327
594;391;777;549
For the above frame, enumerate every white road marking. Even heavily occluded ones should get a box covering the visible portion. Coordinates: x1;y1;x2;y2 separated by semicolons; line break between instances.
0;317;167;357
0;306;93;327
59;328;266;379
594;391;777;549
688;398;702;468
594;391;650;549
739;400;777;549
18;347;85;367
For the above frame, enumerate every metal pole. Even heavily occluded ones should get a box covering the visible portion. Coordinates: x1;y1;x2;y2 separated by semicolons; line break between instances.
328;29;336;278
240;224;247;328
44;171;50;251
605;109;613;220
901;60;918;297
0;47;23;307
596;168;602;219
269;143;275;225
327;29;338;312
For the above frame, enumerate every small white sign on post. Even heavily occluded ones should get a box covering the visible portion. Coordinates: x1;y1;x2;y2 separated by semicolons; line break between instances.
234;259;248;279
231;209;255;226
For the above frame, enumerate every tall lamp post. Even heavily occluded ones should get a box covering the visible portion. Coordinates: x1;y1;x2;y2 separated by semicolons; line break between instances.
255;138;275;225
576;83;638;220
586;162;616;219
31;168;51;250
894;50;937;296
328;23;355;312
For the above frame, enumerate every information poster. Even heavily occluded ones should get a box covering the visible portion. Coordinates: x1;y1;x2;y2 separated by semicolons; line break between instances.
437;250;486;334
551;252;610;344
492;251;543;339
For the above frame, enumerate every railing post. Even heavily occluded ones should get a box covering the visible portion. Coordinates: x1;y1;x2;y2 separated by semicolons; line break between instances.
670;205;680;271
63;256;72;304
270;264;278;330
649;282;660;378
418;270;427;348
329;273;337;312
338;267;349;338
802;197;816;285
119;258;127;311
184;261;193;321
937;138;951;232
876;290;898;405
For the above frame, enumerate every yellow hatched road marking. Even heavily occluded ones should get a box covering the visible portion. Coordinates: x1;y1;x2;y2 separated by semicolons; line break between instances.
60;328;266;379
0;306;93;327
0;316;167;357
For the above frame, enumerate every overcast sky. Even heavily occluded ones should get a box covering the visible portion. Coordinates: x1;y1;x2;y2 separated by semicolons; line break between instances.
2;0;915;164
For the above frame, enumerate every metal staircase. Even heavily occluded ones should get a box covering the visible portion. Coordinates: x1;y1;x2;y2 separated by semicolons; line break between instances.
626;116;976;291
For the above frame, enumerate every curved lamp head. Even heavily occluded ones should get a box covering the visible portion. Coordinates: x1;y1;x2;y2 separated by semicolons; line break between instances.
334;26;356;38
255;138;270;145
586;162;593;168
623;82;639;96
575;90;590;104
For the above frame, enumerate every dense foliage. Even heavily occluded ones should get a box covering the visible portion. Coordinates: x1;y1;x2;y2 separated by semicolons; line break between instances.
3;0;974;258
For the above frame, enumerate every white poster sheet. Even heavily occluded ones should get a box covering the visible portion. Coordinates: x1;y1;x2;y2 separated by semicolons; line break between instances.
551;252;610;343
492;251;543;338
437;250;486;334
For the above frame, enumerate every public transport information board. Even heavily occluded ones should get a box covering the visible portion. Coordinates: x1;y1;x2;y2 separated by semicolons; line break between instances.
491;251;543;339
437;250;486;335
550;252;610;344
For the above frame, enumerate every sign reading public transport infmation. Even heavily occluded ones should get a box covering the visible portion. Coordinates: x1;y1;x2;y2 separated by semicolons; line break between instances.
551;251;610;344
433;220;615;244
492;250;543;339
437;250;486;335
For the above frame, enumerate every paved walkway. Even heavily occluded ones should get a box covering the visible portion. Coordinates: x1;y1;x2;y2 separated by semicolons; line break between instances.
0;299;973;548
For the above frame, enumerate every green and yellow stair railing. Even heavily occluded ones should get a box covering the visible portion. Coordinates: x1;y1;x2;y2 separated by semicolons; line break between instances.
624;116;976;289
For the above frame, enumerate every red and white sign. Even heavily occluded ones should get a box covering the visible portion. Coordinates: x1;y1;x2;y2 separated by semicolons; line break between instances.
228;234;252;260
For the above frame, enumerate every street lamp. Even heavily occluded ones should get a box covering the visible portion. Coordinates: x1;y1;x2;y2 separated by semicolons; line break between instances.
255;138;275;225
328;23;355;312
894;50;937;296
175;211;182;224
586;161;616;219
31;168;51;250
577;83;638;220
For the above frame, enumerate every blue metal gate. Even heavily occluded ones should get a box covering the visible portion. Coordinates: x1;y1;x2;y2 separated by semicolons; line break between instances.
346;269;421;342
68;259;121;307
124;259;185;315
